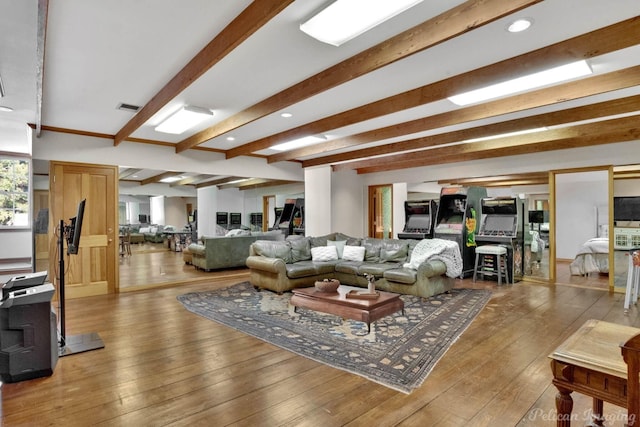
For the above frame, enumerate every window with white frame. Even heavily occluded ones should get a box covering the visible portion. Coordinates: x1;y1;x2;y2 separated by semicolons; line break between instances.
0;157;30;227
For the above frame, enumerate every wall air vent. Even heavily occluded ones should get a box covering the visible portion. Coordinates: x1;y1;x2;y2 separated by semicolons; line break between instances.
116;102;141;112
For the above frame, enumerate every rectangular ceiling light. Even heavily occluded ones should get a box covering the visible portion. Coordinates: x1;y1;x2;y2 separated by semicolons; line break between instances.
448;60;593;106
270;135;326;152
300;0;423;47
155;106;213;134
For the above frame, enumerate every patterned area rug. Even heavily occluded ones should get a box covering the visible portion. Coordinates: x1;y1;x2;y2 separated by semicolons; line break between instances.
177;282;491;394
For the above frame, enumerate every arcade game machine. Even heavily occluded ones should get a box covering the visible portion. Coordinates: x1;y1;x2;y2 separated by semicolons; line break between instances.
398;199;438;240
272;198;304;237
216;212;229;229
475;197;526;283
433;186;487;278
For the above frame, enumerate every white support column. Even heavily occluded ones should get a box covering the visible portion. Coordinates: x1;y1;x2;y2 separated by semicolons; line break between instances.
305;167;332;236
197;186;219;238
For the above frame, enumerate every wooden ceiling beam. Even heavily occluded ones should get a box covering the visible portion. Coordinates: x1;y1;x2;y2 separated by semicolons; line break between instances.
114;0;293;146
438;172;549;186
170;174;212;187
209;0;542;158
308;70;640;169
352;115;640;174
140;171;184;186
195;176;244;189
267;17;640;163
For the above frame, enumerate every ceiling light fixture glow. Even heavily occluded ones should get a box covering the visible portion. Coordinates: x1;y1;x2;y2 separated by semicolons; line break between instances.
270;135;327;152
155;106;213;134
448;60;592;106
507;18;532;33
0;106;13;113
280;112;293;118
300;0;424;46
160;175;185;183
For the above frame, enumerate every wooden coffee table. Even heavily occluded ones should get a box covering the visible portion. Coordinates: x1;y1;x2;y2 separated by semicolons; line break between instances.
290;286;404;333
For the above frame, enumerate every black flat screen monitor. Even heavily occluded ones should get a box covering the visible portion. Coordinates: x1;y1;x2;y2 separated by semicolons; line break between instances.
67;199;86;255
614;197;640;221
528;210;548;224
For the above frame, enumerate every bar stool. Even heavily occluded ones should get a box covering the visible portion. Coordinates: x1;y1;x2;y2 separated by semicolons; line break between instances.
624;250;640;314
473;245;509;285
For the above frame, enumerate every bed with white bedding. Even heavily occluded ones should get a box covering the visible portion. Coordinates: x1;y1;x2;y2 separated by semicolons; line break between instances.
569;237;609;276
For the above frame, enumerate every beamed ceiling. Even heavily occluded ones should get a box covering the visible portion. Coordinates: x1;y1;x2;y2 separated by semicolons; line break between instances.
2;0;640;191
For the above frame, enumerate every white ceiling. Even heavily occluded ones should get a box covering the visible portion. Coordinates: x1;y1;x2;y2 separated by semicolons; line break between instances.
1;0;640;189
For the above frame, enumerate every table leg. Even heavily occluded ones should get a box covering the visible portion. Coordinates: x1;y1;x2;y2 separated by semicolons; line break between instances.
555;386;573;427
588;398;604;427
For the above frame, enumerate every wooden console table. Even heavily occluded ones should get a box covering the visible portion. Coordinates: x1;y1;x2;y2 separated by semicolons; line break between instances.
549;319;640;426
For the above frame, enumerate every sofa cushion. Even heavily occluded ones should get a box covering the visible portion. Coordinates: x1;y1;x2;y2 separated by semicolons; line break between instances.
334;233;361;246
380;241;409;263
358;262;401;277
311;246;338;262
313;260;339;274
327;240;346;258
362;238;383;262
383;267;417;284
342;245;365;262
308;235;331;248
334;260;360;275
286;261;318;278
289;238;311;262
252;240;292;263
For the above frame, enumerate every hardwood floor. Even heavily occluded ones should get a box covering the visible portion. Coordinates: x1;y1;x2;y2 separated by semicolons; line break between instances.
2;249;636;426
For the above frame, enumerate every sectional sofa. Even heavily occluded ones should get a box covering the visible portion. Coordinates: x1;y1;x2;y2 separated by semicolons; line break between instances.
187;230;284;271
245;232;462;298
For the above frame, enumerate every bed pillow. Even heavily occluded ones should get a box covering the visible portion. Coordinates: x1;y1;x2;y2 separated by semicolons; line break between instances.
327;240;347;258
311;245;338;262
342;245;366;262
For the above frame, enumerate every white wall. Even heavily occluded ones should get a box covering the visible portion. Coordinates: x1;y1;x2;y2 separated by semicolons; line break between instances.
555;171;608;259
164;197;190;228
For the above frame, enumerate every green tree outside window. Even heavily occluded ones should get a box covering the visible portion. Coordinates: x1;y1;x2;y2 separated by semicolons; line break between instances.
0;158;30;227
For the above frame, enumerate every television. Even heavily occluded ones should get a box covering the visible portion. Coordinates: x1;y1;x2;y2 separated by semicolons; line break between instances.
528;210;548;224
66;199;86;255
614;197;640;221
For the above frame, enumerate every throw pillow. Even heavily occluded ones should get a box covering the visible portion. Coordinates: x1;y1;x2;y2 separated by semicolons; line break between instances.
342;245;366;262
311;245;338;262
327;240;347;258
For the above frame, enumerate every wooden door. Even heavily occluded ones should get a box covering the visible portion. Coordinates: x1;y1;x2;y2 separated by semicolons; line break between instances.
368;185;392;238
49;161;119;298
33;190;49;273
